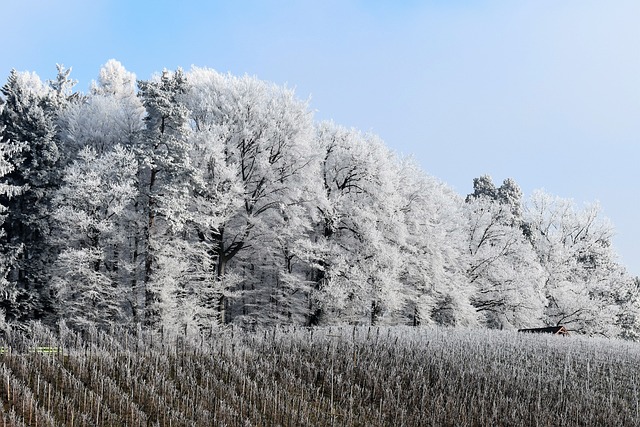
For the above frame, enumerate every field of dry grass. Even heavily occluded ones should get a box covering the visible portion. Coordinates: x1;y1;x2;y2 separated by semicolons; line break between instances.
0;324;638;426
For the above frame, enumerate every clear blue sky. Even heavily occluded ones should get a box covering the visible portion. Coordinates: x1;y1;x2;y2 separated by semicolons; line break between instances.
2;0;639;275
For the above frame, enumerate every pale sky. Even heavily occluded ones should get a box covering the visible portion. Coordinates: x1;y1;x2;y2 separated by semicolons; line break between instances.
2;0;639;275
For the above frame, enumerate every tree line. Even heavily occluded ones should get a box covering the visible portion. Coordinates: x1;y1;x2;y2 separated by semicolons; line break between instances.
0;60;637;338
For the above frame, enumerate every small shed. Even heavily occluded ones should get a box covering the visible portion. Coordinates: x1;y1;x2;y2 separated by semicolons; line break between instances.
518;326;569;336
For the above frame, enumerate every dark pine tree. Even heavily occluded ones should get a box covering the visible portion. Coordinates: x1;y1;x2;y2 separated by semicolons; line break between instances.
0;70;62;322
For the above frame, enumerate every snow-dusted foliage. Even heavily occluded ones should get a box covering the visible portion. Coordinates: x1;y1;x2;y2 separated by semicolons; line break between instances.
525;190;634;336
60;60;144;155
465;177;546;329
0;69;61;322
309;123;477;326
309;122;410;325
0;107;26;325
398;161;476;327
51;145;138;329
137;68;192;326
182;67;320;326
0;62;636;339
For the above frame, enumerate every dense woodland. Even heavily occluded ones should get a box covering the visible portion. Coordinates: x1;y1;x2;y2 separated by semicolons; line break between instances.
0;60;638;338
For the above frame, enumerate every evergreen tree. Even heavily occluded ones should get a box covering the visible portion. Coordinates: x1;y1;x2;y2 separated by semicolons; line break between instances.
137;69;191;326
47;64;79;110
467;175;524;221
0;108;26;323
0;70;61;322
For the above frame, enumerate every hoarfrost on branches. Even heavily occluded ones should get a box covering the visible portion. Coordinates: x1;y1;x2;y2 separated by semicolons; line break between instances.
0;61;635;338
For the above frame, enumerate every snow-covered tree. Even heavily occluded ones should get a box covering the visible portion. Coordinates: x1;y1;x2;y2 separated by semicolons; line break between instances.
183;67;320;326
51;146;138;330
54;61;147;325
60;60;144;155
137;68;191;326
467;175;524;220
0;70;61;322
0;107;26;324
309;122;409;325
0;59;636;340
47;64;79;112
617;277;640;340
149;127;242;333
398;161;477;327
525;190;631;336
466;193;546;329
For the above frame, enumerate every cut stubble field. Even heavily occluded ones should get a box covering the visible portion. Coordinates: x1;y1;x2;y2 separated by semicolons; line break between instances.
0;324;638;426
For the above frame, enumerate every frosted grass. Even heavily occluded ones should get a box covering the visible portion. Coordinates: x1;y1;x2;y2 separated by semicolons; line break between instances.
0;324;638;426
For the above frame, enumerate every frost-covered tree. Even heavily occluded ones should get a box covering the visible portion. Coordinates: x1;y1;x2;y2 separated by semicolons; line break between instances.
183;68;320;326
309;122;409;325
47;64;79;113
0;109;26;324
51;146;138;330
398;161;477;327
466;194;546;329
60;60;144;156
465;176;546;329
617;277;640;340
55;61;147;325
466;175;498;201
148;126;242;333
1;60;637;339
467;175;524;220
525;191;632;336
0;70;61;322
137;68;191;326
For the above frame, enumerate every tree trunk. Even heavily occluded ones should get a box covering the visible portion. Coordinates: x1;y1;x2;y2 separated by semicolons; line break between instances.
216;254;227;325
371;301;382;326
143;168;157;326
